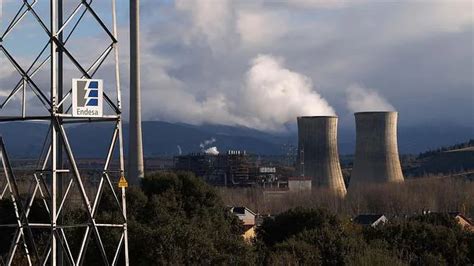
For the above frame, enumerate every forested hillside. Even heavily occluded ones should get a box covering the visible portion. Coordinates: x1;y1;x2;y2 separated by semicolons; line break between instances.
404;139;474;177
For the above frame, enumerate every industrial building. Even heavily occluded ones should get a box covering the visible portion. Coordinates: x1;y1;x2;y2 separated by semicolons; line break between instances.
174;150;283;187
297;116;346;196
350;112;404;187
287;176;312;192
175;112;406;193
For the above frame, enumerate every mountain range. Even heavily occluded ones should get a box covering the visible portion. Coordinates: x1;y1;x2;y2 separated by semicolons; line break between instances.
0;121;472;158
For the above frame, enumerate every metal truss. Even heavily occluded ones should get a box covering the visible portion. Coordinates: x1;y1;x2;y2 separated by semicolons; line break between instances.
0;0;128;265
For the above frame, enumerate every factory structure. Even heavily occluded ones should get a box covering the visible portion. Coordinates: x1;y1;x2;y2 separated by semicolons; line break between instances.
173;111;405;194
175;150;252;187
174;150;288;187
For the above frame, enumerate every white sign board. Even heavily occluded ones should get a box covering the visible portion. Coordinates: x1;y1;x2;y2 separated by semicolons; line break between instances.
72;79;103;117
259;167;276;173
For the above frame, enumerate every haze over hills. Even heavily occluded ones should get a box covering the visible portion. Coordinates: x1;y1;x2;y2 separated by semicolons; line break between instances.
0;121;472;158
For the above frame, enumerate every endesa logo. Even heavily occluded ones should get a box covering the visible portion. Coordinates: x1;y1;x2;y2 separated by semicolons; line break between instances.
72;79;103;117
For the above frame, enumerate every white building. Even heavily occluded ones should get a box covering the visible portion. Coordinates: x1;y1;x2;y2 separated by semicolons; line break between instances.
287;176;312;192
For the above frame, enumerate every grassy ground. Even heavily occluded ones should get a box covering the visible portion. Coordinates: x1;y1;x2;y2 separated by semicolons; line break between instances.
219;176;474;218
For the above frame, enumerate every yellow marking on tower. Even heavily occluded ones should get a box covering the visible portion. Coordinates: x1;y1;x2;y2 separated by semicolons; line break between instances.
118;176;128;188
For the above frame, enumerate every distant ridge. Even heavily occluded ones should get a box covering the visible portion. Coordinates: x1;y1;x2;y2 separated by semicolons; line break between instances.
0;121;472;158
405;139;474;177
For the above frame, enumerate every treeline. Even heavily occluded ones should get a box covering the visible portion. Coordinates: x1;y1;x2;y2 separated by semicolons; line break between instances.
418;139;474;159
257;208;474;265
0;172;253;265
1;172;473;265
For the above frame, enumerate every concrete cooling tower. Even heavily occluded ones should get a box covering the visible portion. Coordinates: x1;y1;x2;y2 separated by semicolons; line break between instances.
350;112;404;187
297;116;347;196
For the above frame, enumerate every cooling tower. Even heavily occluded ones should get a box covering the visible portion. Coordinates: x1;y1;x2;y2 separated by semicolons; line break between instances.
297;116;347;196
350;112;404;187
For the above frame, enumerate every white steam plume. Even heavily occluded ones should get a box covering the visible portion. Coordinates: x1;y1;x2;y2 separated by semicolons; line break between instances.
204;146;219;155
346;84;395;112
143;54;336;132
199;138;216;149
237;54;336;130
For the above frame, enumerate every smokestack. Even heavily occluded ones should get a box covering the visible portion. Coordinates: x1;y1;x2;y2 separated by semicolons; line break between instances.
350;112;404;187
129;0;144;183
297;116;347;196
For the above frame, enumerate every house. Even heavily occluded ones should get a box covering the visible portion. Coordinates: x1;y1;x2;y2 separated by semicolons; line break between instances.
422;211;474;231
353;214;388;227
230;206;257;241
449;212;474;231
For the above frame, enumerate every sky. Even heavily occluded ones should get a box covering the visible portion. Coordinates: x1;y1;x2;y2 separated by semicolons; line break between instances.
0;0;473;132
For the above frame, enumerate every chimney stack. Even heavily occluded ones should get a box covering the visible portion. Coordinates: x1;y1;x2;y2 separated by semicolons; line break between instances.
297;116;347;196
129;0;145;183
350;112;404;188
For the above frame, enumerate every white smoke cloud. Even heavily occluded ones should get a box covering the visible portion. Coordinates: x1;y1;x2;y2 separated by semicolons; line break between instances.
204;146;219;155
199;138;219;155
200;138;216;149
346;84;395;112
144;54;335;132
236;54;336;130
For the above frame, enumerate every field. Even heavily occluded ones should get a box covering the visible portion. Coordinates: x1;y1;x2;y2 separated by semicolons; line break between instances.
220;176;474;218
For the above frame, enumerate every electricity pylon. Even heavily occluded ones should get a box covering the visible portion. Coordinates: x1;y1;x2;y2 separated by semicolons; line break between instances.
0;0;129;265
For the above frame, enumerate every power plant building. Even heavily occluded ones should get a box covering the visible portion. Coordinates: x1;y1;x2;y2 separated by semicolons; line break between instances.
350;112;404;187
297;116;347;196
174;150;255;186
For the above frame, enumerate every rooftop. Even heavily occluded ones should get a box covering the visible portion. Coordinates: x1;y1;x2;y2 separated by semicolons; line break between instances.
353;214;386;225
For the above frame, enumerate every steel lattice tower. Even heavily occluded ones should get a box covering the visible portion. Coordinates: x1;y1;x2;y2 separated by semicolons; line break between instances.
0;0;129;265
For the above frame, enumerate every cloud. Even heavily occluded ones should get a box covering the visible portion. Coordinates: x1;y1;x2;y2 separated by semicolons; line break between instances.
374;1;473;45
346;84;395;113
175;0;233;51
236;10;288;47
284;0;350;9
1;0;472;129
174;0;293;49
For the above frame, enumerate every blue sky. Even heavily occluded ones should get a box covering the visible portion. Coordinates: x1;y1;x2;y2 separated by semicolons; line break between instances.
1;0;473;132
